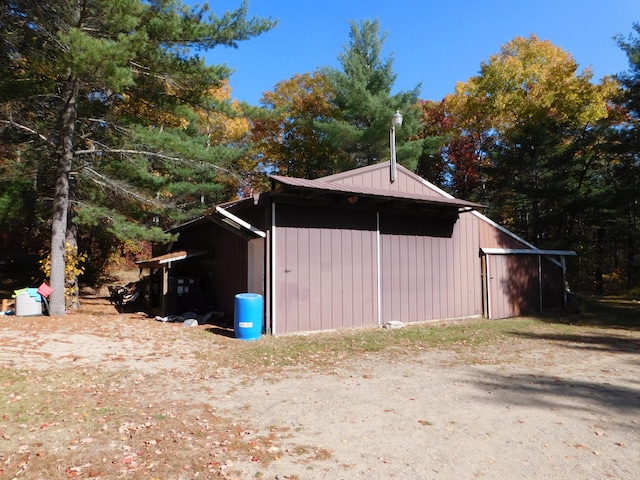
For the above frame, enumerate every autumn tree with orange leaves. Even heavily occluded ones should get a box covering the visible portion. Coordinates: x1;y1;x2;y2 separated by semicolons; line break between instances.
252;72;341;179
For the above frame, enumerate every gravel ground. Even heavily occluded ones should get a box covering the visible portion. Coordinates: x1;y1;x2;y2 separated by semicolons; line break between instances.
0;293;639;479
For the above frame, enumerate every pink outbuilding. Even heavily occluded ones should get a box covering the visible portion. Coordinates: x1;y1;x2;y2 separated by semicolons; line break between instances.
137;162;576;334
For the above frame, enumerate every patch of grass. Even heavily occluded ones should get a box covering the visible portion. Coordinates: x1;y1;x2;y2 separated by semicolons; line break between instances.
387;318;528;347
208;317;553;371
194;300;640;372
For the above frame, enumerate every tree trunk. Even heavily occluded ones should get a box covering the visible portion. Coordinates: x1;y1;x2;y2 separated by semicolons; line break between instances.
49;75;79;315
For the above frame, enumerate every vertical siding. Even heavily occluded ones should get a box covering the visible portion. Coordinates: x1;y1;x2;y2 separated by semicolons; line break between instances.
486;254;542;319
476;213;531;249
264;228;272;333
307;227;322;328
326;163;445;198
487;255;508;319
415;235;428;320
381;233;447;323
380;212;483;324
453;215;465;318
341;229;355;326
319;228;333;329
431;237;441;317
452;212;481;318
247;238;264;295
274;204;379;334
473;210;568;318
205;227;248;315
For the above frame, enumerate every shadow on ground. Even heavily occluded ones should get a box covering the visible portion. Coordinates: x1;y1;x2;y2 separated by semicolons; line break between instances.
543;295;640;330
510;330;640;356
504;296;640;356
469;370;640;417
204;324;236;338
474;297;640;419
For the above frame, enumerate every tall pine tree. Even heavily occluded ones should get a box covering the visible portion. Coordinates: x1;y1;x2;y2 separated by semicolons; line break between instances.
0;0;275;314
612;23;640;289
319;19;422;171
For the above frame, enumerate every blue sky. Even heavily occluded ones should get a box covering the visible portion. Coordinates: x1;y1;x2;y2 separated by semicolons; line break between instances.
197;0;640;105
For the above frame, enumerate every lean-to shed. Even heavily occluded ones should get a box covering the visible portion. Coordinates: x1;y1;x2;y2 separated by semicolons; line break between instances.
139;162;576;334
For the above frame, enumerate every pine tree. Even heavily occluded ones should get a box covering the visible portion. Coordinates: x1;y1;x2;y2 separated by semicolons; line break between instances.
0;0;276;314
319;19;422;171
612;23;640;289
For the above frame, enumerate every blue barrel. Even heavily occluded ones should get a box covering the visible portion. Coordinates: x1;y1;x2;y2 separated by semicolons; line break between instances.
234;293;263;340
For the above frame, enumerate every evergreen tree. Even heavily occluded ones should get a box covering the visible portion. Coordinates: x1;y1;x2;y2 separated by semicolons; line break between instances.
612;23;640;289
0;0;275;314
319;19;422;171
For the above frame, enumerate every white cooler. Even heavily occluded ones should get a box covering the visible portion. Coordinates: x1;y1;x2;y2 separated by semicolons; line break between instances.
15;292;42;316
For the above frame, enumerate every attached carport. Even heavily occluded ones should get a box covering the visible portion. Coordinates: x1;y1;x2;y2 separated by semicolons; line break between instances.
480;248;577;319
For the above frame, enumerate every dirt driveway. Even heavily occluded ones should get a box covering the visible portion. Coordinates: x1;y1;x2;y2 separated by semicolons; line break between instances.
0;293;639;479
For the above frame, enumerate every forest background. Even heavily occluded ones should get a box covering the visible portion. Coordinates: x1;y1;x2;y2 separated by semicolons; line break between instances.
2;0;640;314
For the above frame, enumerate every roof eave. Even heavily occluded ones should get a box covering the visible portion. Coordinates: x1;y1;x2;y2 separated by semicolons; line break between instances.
269;175;483;212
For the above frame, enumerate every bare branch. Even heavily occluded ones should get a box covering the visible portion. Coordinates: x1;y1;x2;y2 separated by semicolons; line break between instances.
0;119;53;145
129;61;181;90
76;148;183;159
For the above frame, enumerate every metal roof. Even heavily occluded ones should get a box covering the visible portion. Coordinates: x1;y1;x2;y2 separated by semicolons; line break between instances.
269;174;482;211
